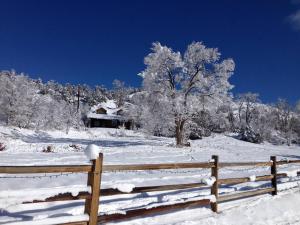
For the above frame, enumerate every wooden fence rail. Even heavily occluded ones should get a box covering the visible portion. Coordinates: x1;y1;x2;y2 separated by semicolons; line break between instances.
2;154;300;225
102;162;214;171
0;165;93;173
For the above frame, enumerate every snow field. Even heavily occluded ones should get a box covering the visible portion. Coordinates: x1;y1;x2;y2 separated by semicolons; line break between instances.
1;127;300;224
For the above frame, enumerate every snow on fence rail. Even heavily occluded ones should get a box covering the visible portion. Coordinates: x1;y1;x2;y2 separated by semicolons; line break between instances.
2;155;300;224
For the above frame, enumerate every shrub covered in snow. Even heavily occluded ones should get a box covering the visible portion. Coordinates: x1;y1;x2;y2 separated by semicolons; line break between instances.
42;145;54;153
69;144;82;151
238;127;263;144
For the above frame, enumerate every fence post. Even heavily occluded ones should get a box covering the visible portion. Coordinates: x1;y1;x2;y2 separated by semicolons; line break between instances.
211;155;219;213
85;153;103;225
270;156;277;195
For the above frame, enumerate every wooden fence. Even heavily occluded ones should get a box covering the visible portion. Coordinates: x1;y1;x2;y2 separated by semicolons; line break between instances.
0;154;104;225
1;155;300;225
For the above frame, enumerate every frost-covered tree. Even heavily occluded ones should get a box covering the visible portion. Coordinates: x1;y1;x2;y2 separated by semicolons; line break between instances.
88;85;108;106
0;70;87;131
274;99;292;131
112;79;134;107
236;93;264;143
0;71;38;127
272;99;296;145
252;104;274;142
0;71;15;124
188;99;234;140
139;42;235;146
237;93;260;129
296;100;300;113
295;101;300;141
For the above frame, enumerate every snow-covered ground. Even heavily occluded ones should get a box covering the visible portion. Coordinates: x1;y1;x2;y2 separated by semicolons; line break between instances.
1;126;300;224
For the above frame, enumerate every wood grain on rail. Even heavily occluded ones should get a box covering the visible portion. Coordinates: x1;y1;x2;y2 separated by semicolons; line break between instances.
219;161;273;168
103;162;214;171
219;174;273;185
22;191;91;204
0;165;92;174
59;222;88;225
218;188;274;202
101;182;208;196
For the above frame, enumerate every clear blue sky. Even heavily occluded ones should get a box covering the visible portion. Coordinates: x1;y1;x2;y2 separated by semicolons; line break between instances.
0;0;299;104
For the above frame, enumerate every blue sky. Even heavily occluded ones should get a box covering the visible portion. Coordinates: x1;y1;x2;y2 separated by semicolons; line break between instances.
0;0;299;104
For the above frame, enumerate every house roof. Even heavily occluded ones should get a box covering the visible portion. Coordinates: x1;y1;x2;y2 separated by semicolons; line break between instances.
87;99;126;121
87;112;124;120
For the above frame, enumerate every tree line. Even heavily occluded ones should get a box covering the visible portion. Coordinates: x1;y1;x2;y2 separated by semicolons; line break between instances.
0;41;299;146
126;42;300;146
0;70;135;133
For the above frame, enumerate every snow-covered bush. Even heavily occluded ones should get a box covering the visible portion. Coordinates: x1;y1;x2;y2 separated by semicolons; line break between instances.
42;145;53;153
69;144;82;151
238;126;263;144
108;125;128;137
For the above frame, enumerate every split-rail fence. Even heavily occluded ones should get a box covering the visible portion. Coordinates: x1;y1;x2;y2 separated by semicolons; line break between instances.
1;154;300;225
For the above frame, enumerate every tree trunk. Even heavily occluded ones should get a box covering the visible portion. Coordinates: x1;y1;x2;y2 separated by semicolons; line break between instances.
77;86;80;113
175;119;185;146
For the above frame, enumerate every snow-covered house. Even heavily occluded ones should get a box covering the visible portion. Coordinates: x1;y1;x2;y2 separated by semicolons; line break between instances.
87;100;132;129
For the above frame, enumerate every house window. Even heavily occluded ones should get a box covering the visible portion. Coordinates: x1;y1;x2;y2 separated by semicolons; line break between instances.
96;108;107;114
112;119;118;127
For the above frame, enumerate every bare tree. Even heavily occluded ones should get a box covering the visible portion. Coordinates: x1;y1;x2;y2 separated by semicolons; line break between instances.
236;93;264;143
237;92;260;128
112;79;133;107
273;99;295;145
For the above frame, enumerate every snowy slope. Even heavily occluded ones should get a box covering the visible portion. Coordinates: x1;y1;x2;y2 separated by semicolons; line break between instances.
1;126;300;224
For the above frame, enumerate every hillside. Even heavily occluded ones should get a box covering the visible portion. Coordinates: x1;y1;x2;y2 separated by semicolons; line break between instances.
1;126;300;224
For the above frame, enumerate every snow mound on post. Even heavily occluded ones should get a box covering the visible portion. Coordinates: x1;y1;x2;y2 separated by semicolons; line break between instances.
201;177;216;186
249;175;256;182
84;144;101;160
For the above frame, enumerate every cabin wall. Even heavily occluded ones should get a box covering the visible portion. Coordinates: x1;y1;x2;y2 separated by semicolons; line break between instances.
89;118;132;129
